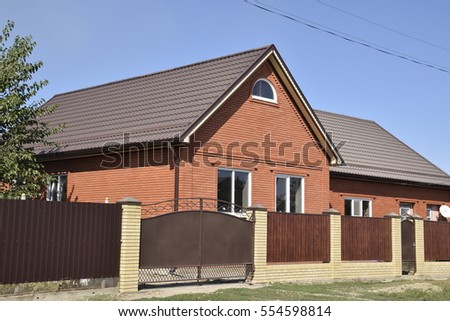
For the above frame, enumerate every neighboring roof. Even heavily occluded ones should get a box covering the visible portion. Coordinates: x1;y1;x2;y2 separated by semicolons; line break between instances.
36;45;342;164
315;109;450;187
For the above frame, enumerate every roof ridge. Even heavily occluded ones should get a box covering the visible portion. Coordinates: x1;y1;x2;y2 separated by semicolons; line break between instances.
51;45;273;99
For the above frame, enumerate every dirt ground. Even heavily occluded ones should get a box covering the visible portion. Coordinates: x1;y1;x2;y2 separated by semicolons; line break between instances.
368;282;442;294
0;281;257;301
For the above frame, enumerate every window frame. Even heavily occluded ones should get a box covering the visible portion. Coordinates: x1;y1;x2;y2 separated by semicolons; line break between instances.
426;204;440;221
217;168;252;213
399;202;414;216
275;174;305;213
252;78;277;104
46;174;67;202
344;198;372;217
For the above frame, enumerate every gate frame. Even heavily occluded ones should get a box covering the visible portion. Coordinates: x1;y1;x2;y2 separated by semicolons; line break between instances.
139;198;255;285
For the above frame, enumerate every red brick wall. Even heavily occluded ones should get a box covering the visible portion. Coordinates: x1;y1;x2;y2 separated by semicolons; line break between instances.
43;149;175;204
330;175;450;218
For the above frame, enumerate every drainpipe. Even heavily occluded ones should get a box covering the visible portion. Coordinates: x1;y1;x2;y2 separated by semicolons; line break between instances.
169;142;180;211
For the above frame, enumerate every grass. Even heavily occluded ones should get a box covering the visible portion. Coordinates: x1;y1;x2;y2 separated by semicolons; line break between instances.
135;278;450;301
4;278;450;301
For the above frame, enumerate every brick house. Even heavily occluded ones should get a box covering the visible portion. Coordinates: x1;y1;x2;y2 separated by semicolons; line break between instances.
38;45;341;214
37;45;450;219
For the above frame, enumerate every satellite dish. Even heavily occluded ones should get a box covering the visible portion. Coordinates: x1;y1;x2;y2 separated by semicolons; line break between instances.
439;205;450;218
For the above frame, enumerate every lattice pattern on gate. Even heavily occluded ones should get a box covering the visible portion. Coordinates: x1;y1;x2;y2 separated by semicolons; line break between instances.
141;198;251;219
139;264;253;284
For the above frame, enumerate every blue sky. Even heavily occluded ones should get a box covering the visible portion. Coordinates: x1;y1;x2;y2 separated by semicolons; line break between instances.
2;0;450;174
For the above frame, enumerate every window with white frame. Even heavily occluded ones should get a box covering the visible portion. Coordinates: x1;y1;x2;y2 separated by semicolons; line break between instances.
276;175;304;213
344;198;372;217
252;79;277;103
426;204;440;221
46;174;67;201
399;202;414;216
217;169;250;212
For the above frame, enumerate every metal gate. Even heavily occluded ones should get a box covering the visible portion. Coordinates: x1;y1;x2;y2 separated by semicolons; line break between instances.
401;214;416;274
139;199;254;284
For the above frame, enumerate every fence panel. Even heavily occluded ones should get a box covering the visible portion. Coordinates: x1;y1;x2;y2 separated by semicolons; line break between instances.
341;216;392;261
0;199;122;285
424;221;450;261
267;212;330;263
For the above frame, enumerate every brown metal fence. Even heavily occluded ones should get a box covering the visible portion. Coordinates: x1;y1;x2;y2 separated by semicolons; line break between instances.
424;221;450;261
267;212;330;263
0;199;122;285
341;216;392;261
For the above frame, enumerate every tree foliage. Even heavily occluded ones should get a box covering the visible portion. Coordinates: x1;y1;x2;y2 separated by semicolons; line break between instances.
0;20;63;199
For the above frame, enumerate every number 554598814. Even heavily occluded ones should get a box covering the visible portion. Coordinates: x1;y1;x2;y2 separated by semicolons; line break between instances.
260;305;331;317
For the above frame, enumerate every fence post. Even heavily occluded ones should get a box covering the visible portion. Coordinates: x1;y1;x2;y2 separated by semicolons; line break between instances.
117;197;141;293
323;208;341;277
248;205;268;283
413;215;425;276
384;213;402;276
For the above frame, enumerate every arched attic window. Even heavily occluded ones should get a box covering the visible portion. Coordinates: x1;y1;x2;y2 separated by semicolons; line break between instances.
252;79;277;103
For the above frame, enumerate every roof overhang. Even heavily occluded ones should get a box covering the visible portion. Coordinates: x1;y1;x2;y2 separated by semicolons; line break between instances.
37;138;187;162
331;170;450;190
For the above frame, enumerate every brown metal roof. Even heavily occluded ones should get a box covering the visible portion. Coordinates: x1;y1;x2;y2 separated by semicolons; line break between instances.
315;109;450;187
36;45;273;155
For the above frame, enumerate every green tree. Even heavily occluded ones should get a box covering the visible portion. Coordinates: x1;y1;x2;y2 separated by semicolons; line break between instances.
0;20;63;199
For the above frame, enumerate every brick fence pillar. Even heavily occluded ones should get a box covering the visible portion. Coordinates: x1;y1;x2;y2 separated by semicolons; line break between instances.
247;205;268;283
117;197;141;293
413;216;425;276
323;208;341;277
384;213;402;276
